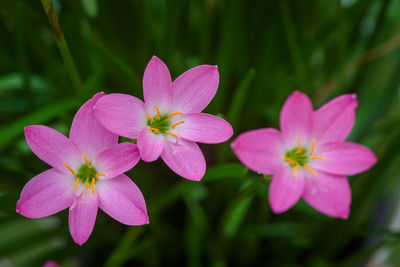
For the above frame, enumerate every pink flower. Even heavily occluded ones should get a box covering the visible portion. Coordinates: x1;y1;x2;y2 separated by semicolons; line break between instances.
17;93;148;245
94;56;233;181
231;91;377;218
43;261;61;267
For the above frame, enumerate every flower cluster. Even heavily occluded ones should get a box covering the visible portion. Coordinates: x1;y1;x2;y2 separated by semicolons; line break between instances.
17;57;232;245
17;57;377;246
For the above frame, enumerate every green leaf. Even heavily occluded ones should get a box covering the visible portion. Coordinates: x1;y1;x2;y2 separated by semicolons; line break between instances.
203;163;248;182
222;195;252;238
227;68;256;129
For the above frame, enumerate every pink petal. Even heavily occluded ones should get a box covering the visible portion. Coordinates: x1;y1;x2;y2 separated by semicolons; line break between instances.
137;127;164;162
70;92;118;158
231;128;284;174
97;174;149;225
279;91;313;145
143;56;173;111
313;142;377;176
69;192;98;245
17;169;74;218
269;166;305;213
172;65;219;113
93;143;140;179
173;113;233;144
302;172;351;219
25;125;82;174
313;94;358;142
161;139;206;181
43;261;61;267
94;93;146;139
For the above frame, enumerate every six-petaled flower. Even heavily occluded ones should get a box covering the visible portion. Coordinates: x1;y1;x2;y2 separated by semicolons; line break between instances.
17;93;149;245
231;91;377;218
94;56;233;181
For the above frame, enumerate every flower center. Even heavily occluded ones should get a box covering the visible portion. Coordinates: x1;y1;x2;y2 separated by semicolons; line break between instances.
62;155;105;193
282;137;327;178
144;106;184;139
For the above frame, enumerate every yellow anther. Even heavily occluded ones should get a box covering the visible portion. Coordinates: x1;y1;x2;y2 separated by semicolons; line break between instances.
166;131;178;138
311;156;327;161
149;127;160;133
63;163;76;175
310;138;316;156
144;114;155;123
95;173;106;178
73;178;80;191
303;164;317;177
293;165;298;177
172;121;184;129
296;136;302;153
84;155;91;168
85;183;94;193
154;106;161;120
283;156;296;166
168;112;183;118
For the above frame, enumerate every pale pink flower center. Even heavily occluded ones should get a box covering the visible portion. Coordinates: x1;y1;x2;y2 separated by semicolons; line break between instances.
282;136;327;178
62;155;105;194
144;106;185;139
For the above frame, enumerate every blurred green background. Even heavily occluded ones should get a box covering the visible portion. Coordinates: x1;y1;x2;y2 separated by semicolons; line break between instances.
1;0;400;266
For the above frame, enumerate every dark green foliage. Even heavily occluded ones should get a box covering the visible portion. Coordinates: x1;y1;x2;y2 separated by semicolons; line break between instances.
0;0;400;266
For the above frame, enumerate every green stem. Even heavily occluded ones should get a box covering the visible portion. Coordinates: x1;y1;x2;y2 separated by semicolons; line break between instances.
213;175;271;265
40;0;85;99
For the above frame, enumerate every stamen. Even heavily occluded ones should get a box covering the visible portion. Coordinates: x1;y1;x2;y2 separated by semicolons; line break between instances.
91;178;95;188
296;136;302;153
149;127;160;133
86;183;94;193
154;106;161;120
303;164;317;177
144;114;155;123
310;156;327;161
282;156;296;166
166;131;178;138
95;173;106;178
168;112;183;118
172;121;184;129
293;165;298;177
62;163;75;175
84;155;91;168
73;178;80;191
310;138;316;156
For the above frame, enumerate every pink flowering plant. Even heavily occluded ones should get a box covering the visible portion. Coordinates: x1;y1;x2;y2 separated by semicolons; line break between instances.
94;56;233;181
232;91;377;218
17;93;148;245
